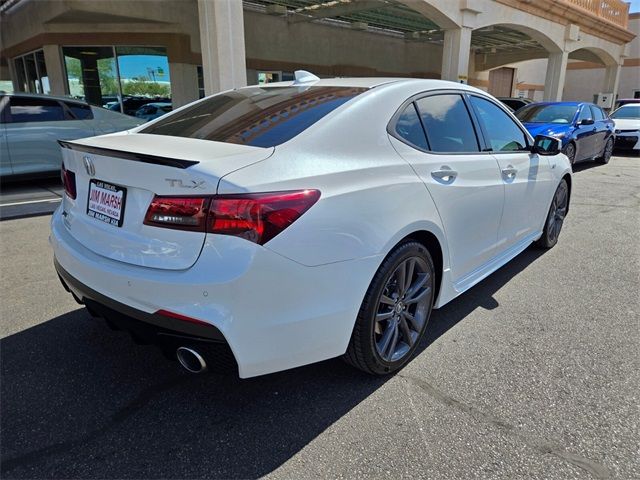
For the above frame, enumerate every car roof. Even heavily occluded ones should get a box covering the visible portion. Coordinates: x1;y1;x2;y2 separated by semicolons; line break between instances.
0;91;90;105
242;77;488;95
527;101;591;107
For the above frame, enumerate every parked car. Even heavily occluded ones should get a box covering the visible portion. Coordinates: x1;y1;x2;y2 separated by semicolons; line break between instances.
497;97;534;111
614;98;640;109
52;75;571;378
515;101;615;165
109;96;171;116
610;104;640;154
0;93;144;178
135;102;172;121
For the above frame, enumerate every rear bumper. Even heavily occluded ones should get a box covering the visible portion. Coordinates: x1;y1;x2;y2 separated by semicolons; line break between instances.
50;207;382;378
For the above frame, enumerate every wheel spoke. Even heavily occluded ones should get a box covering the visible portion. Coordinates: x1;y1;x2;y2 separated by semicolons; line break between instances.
405;273;429;300
380;294;395;306
386;322;399;358
403;311;422;331
378;321;395;358
396;262;407;296
399;316;414;347
405;259;415;295
376;311;394;322
406;286;431;305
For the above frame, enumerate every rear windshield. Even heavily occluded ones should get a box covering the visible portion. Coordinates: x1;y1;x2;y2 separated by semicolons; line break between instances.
141;86;367;147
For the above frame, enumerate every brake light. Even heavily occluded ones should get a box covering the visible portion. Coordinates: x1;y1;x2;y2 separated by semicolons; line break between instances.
143;197;209;231
209;190;321;245
61;163;76;199
143;190;320;244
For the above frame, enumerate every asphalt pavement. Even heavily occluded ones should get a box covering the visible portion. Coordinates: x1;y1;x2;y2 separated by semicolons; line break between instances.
1;155;638;479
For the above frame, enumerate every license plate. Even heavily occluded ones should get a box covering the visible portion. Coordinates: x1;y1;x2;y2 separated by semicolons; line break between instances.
86;179;127;227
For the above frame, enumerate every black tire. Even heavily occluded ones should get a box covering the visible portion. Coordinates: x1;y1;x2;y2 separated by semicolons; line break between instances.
597;137;614;164
343;241;435;375
565;142;577;165
536;179;569;249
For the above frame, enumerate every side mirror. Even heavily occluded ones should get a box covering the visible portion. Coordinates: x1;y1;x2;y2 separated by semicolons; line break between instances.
578;118;595;126
531;135;561;156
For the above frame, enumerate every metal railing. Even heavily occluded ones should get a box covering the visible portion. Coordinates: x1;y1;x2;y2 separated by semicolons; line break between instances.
563;0;630;28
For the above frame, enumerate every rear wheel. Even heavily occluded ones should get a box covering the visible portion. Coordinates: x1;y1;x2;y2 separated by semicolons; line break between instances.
565;142;576;165
597;137;614;164
536;179;569;249
344;241;435;375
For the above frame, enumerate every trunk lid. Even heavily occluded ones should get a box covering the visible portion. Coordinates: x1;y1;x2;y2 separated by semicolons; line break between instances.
60;133;273;270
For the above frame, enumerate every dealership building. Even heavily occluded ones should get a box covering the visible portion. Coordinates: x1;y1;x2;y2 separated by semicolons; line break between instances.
0;0;637;112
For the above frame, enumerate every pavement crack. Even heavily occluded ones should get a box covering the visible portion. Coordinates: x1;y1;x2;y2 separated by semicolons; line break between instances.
1;376;190;475
398;374;611;479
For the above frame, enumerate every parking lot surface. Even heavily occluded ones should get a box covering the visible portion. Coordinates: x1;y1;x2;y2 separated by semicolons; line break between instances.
1;156;639;479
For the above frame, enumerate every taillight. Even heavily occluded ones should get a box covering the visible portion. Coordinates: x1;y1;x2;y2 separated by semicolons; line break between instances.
143;197;209;231
143;190;320;245
61;163;76;199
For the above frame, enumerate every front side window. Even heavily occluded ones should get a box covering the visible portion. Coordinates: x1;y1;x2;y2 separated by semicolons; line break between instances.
141;86;367;147
577;106;592;123
394;103;428;150
590;105;605;121
469;96;527;152
8;97;64;123
414;94;479;153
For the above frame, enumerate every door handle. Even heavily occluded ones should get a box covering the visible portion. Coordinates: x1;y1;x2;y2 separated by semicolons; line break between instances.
431;166;457;184
501;165;517;179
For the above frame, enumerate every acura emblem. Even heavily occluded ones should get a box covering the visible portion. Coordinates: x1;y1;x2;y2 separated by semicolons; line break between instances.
83;156;95;177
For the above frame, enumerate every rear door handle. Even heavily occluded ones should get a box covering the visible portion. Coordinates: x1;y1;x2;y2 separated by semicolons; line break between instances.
501;165;518;179
431;166;457;184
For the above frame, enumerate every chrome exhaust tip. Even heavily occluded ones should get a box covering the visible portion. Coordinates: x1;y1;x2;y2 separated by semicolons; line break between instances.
176;347;208;374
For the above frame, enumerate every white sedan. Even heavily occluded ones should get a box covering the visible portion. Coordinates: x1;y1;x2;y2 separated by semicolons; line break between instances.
0;93;144;178
610;104;640;153
51;73;572;378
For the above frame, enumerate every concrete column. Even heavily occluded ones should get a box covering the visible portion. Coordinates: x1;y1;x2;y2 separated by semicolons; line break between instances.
169;63;199;108
543;51;568;101
197;0;247;95
42;45;67;96
603;63;621;100
441;27;472;83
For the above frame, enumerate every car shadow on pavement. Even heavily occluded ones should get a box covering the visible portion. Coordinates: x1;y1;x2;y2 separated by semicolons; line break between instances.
1;247;547;479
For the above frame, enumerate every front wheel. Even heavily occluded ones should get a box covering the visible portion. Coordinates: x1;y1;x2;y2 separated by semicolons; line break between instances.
565;142;576;165
597;137;614;164
536;179;569;249
343;241;435;375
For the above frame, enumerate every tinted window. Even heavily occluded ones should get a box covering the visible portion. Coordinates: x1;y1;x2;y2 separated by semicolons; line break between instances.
8;97;64;123
590;105;605;121
469;96;527;152
66;102;93;120
141;86;367;147
415;94;479;153
516;104;577;124
394;103;428;150
577;106;593;123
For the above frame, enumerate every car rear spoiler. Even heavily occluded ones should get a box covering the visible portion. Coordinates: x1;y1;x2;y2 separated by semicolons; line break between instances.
58;140;199;169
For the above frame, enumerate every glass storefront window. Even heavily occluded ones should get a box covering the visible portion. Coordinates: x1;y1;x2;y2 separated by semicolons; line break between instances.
62;45;170;116
12;50;49;94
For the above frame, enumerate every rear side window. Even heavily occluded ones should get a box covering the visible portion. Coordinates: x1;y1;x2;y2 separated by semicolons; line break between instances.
141;86;367;147
394;103;428;150
66;102;94;120
469;96;528;152
415;94;479;153
8;97;64;123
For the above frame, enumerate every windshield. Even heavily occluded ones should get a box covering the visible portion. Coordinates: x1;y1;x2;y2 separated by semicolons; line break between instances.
611;105;640;119
141;86;367;147
515;104;577;124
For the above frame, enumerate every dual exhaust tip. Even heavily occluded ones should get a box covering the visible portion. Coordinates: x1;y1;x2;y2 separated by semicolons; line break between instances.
176;347;208;374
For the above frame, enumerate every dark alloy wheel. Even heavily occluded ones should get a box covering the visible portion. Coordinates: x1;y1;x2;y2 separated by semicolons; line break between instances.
597;137;614;164
344;241;435;375
565;142;576;165
536;179;569;249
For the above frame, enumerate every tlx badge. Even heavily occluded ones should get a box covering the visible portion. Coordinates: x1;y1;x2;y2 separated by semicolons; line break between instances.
165;179;206;189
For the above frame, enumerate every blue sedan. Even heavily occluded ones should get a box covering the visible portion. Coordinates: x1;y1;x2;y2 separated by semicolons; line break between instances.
515;102;615;165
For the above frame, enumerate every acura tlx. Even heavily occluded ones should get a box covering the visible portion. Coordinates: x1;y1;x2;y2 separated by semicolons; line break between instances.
51;72;572;378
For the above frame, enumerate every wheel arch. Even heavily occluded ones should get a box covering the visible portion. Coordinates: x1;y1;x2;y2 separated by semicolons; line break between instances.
562;172;572;214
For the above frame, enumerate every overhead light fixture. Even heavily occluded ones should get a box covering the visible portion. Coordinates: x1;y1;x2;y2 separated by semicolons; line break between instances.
80;51;98;55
